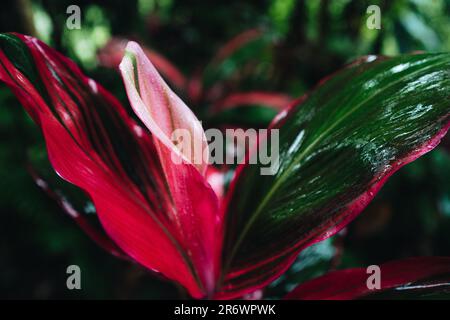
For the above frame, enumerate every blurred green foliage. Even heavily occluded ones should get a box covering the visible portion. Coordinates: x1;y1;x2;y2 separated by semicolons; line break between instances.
0;0;449;299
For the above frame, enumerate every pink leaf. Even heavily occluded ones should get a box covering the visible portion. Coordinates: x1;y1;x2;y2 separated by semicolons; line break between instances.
211;91;292;114
120;41;209;175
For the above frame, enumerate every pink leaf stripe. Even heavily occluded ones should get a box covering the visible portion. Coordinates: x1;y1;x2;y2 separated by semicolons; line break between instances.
285;257;450;300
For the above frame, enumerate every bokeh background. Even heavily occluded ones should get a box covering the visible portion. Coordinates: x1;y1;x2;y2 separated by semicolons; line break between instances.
0;0;450;299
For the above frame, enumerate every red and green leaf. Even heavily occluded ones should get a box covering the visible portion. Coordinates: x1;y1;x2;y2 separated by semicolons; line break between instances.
218;54;450;298
98;37;187;91
285;257;450;300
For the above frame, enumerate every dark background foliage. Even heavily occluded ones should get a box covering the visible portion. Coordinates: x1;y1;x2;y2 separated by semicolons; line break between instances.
0;0;449;299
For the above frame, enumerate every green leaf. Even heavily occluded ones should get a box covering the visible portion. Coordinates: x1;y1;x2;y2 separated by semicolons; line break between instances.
218;53;450;298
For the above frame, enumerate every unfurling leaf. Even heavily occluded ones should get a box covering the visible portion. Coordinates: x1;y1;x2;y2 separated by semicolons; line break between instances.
98;37;187;90
120;41;209;175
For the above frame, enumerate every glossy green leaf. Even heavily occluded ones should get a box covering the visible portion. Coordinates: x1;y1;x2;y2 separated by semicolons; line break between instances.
218;54;450;298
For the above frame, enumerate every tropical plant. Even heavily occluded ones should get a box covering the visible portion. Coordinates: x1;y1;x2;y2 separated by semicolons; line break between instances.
0;32;449;299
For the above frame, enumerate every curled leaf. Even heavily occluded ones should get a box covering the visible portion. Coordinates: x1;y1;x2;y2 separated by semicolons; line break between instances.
120;41;209;175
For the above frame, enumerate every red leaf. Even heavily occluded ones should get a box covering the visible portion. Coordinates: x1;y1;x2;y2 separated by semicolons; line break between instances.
285;257;450;300
120;41;221;295
0;34;218;298
27;165;128;260
120;41;210;175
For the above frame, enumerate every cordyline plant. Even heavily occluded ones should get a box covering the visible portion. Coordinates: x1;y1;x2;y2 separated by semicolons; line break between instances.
1;32;450;299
